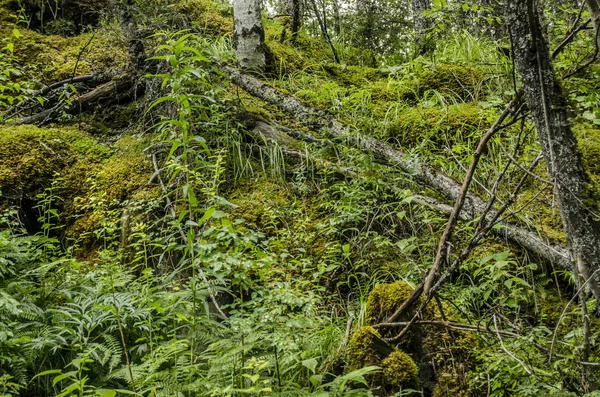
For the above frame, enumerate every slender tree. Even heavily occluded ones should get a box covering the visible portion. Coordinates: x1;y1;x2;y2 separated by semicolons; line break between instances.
412;0;432;54
290;0;302;45
233;0;267;70
506;0;600;303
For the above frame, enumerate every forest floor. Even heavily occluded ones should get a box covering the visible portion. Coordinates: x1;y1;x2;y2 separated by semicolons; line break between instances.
1;0;600;396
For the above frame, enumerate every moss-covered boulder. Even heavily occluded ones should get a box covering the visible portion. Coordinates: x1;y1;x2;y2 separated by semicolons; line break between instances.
366;281;436;325
347;326;385;371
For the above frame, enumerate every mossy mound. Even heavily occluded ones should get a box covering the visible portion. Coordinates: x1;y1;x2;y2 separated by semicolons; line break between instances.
381;350;419;389
322;64;386;88
431;371;468;397
407;64;483;102
347;326;384;370
7;27;128;82
347;326;419;394
366;281;415;324
383;103;490;148
178;0;232;36
229;179;293;233
0;125;109;202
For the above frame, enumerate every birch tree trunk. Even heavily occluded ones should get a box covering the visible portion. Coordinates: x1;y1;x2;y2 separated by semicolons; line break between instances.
412;0;432;55
506;0;600;302
233;0;266;71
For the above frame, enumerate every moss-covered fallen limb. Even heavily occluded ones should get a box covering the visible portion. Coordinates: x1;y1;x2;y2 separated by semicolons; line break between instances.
224;65;572;269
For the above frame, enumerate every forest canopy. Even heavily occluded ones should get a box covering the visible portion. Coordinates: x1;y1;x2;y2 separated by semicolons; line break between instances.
1;0;600;396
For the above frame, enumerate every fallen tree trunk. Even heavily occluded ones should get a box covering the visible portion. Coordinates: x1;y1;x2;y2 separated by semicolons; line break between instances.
224;65;572;269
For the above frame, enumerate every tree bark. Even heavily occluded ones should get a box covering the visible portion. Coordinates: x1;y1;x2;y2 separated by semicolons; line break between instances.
233;0;267;71
222;65;573;270
586;0;600;46
332;0;341;36
309;0;340;63
506;0;600;302
110;0;146;73
290;0;301;45
412;0;432;55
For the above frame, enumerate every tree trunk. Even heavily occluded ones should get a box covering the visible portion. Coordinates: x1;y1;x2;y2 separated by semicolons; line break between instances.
412;0;432;55
506;0;600;302
110;0;146;73
332;0;341;36
290;0;301;45
309;0;340;63
587;0;600;46
233;0;267;71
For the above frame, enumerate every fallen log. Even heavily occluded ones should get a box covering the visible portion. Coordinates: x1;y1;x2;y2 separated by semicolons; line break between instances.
223;65;572;269
15;75;138;125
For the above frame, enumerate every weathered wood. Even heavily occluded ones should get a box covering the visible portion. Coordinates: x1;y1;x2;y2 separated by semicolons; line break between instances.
16;76;136;125
223;65;572;269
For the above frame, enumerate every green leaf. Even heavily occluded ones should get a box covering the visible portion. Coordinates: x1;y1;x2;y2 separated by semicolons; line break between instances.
33;369;63;379
302;358;318;373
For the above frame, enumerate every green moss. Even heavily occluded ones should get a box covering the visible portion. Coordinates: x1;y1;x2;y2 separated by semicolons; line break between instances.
384;103;490;148
229;179;293;233
512;189;565;243
93;152;156;203
178;0;232;36
347;326;383;370
408;64;483;102
381;350;419;389
366;281;415;324
431;371;468;397
0;125;110;200
574;122;600;174
347;327;419;393
5;26;127;82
